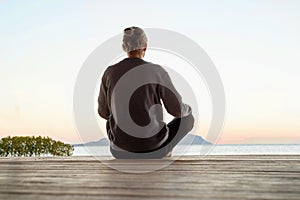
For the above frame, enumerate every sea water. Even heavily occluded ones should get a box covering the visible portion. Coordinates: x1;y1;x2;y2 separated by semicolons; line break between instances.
73;144;300;156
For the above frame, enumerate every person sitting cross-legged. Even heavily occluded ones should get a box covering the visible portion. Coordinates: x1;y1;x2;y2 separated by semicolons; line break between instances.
98;26;194;159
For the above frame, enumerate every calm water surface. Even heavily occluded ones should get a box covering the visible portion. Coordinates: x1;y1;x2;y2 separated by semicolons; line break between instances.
73;144;300;156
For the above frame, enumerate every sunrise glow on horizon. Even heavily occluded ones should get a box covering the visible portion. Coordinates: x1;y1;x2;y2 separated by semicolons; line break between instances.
1;0;300;144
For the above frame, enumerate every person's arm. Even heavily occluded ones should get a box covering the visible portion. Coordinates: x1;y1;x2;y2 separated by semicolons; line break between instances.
159;72;192;118
98;72;110;120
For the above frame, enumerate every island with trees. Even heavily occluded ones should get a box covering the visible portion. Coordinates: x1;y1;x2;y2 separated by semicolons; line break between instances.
0;136;74;157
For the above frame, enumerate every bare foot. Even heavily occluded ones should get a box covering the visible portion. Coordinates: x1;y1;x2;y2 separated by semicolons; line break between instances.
165;151;172;157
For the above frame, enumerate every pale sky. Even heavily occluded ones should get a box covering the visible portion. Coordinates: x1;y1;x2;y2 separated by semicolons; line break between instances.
1;0;300;144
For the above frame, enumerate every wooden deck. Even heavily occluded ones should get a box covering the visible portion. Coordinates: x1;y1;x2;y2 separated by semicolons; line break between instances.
0;155;300;200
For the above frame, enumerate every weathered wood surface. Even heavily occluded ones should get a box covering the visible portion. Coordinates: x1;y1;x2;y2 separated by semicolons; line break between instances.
0;155;300;200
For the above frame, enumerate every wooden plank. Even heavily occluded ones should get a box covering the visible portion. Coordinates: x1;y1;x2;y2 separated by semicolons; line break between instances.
0;155;299;200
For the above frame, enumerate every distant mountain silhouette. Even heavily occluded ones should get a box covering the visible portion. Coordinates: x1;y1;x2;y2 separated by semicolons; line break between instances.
178;134;212;145
73;138;109;147
74;134;211;146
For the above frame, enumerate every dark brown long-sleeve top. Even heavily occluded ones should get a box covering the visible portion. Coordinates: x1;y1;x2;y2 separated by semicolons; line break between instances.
98;57;192;152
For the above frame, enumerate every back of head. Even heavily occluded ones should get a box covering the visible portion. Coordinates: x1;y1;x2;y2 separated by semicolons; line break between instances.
122;26;147;53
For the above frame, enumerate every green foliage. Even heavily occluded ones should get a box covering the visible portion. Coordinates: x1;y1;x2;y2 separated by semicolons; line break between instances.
0;136;74;157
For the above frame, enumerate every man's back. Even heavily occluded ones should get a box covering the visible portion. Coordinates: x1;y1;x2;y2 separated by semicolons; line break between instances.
98;57;190;152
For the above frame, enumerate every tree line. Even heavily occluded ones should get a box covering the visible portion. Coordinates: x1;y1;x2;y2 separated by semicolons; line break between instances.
0;136;74;157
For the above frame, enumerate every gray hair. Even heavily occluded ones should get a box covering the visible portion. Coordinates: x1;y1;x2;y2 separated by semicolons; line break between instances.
122;26;148;53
